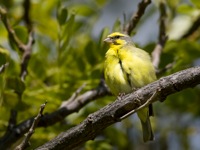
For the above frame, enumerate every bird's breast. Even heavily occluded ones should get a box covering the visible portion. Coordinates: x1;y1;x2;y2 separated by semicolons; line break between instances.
104;47;156;96
104;53;132;95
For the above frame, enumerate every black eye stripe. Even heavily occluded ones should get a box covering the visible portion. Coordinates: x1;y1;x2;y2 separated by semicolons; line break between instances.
109;35;123;40
112;35;121;39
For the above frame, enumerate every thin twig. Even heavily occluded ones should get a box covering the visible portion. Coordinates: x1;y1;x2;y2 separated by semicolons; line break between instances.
120;90;160;120
151;1;168;69
0;63;9;74
20;0;34;81
20;31;34;81
123;0;151;35
60;83;87;107
15;102;47;150
0;7;26;52
122;12;126;31
156;61;176;77
181;16;200;39
0;6;34;81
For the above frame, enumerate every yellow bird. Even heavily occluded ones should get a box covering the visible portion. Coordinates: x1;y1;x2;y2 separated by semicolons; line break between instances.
104;32;156;142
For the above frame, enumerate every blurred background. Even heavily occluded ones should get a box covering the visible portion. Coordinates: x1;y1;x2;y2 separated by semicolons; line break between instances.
0;0;200;149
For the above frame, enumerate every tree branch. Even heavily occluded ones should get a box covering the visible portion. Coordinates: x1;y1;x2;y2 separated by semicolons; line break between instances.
156;61;176;77
4;110;17;136
20;31;34;81
0;79;110;149
60;83;87;108
36;66;200;149
123;0;151;35
181;16;200;39
0;5;34;149
15;102;47;150
0;6;34;81
20;0;34;81
23;0;32;31
0;7;26;52
0;63;9;74
151;1;168;69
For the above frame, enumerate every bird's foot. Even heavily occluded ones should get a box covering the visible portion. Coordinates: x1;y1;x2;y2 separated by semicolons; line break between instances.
134;93;142;106
117;93;126;101
132;87;139;92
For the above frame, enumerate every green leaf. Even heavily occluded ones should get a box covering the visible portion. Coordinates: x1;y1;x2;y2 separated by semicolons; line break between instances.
166;0;180;8
98;27;110;46
104;126;129;149
112;18;121;32
85;140;113;150
57;7;68;26
0;47;10;66
60;14;75;49
95;0;107;6
13;26;29;44
29;54;48;80
8;26;28;51
84;41;96;65
191;0;200;8
2;91;19;108
76;55;86;72
69;4;95;16
177;4;196;15
98;27;110;56
6;77;25;95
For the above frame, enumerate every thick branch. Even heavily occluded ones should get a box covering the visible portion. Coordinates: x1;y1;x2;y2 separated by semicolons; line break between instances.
123;0;151;35
4;110;17;135
36;66;200;149
23;0;32;31
0;80;109;149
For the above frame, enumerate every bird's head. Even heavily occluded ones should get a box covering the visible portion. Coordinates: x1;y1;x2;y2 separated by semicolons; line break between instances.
104;32;132;46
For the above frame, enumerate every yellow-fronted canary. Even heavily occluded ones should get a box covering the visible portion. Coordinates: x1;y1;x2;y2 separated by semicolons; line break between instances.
104;32;156;142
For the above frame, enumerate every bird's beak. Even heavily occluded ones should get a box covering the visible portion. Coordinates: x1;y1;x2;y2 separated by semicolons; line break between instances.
104;37;112;43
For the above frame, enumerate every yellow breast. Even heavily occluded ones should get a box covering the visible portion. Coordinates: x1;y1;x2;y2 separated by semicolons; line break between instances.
104;45;156;95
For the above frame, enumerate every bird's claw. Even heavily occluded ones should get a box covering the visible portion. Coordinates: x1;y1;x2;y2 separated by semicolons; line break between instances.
117;93;126;101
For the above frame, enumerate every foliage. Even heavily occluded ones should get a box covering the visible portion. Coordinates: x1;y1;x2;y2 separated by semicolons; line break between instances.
0;0;200;149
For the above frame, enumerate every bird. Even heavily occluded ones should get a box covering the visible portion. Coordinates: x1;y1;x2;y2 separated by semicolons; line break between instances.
103;32;156;142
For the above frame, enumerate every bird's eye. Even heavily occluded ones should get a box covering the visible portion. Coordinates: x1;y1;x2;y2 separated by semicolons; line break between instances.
115;36;120;39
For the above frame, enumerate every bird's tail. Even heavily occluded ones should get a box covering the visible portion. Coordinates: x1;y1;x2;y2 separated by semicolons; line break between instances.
140;116;154;142
137;106;154;142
